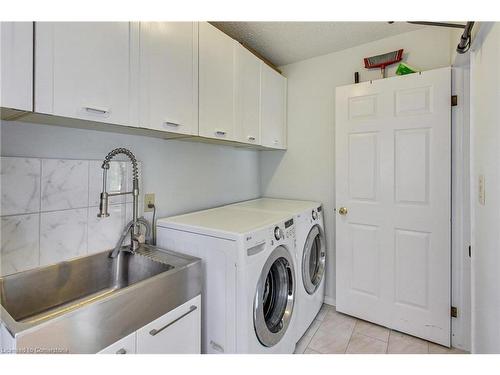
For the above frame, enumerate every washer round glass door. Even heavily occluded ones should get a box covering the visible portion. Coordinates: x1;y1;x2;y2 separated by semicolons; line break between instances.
302;225;326;294
254;245;295;347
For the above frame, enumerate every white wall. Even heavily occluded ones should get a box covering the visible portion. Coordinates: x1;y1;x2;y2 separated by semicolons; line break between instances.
469;22;500;354
1;120;261;219
260;27;457;306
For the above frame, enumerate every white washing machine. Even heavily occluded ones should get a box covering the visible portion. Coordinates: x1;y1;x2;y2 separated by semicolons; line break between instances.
156;205;298;354
230;198;326;343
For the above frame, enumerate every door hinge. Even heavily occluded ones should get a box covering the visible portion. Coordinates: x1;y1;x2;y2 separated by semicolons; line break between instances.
468;245;471;258
451;306;458;318
451;95;458;107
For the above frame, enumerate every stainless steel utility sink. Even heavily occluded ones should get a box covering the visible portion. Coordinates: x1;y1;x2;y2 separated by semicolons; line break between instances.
1;249;173;323
0;244;202;353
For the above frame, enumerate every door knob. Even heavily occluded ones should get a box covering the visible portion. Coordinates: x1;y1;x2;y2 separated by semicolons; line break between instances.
338;207;348;216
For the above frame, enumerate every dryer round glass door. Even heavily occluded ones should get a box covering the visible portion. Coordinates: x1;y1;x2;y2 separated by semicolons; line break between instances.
302;225;326;294
254;245;295;347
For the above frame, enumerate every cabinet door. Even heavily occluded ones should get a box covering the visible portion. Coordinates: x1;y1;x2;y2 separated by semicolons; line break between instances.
139;22;198;135
198;22;235;141
235;44;261;145
0;22;33;112
98;332;136;354
136;295;201;354
260;63;287;149
35;22;133;126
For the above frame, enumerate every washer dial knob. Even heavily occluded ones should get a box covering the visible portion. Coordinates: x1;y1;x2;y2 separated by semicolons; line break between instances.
312;210;318;220
274;226;283;241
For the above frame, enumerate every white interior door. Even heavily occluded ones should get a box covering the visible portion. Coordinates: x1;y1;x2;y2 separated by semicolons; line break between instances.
335;67;451;346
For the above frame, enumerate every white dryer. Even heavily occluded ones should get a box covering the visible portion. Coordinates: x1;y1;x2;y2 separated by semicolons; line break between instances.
156;205;298;354
231;198;326;342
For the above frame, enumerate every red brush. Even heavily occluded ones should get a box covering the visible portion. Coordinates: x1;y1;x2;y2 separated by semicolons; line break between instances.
364;49;404;78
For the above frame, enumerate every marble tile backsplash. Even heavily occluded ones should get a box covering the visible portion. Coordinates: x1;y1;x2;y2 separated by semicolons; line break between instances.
0;157;142;276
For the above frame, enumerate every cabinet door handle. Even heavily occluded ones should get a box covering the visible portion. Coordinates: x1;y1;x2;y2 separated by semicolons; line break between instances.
116;348;127;354
215;130;227;137
149;305;197;336
247;136;256;142
164;121;181;127
84;106;109;114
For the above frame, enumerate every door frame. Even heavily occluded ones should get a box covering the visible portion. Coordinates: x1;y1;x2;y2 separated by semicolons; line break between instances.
450;65;471;352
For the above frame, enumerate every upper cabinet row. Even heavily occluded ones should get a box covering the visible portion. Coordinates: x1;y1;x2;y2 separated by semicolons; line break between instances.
0;22;287;149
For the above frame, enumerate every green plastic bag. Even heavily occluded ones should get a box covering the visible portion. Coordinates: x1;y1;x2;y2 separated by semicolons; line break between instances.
396;62;419;75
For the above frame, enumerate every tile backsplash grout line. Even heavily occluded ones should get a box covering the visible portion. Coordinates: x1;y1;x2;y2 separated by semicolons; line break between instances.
86;159;92;258
1;155;136;162
37;158;42;266
87;160;92;256
85;206;89;256
0;202;128;218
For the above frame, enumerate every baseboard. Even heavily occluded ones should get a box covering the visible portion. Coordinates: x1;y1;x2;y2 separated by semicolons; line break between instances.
323;296;336;307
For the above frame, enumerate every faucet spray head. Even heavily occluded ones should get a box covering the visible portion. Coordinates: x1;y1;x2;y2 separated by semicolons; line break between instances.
97;163;110;218
97;191;110;218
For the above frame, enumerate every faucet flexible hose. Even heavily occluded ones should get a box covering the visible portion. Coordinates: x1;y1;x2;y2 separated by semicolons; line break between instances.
101;147;139;180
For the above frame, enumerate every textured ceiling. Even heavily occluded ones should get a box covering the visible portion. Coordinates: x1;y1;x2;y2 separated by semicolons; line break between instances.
211;22;425;66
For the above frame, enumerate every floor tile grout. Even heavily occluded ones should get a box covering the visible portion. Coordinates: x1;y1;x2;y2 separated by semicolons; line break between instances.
302;303;462;355
344;319;356;354
353;330;389;343
386;330;391;354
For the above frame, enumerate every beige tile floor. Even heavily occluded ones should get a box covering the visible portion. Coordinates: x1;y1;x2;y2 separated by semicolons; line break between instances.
294;304;468;354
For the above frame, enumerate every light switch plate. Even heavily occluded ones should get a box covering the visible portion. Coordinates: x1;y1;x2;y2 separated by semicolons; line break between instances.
479;175;485;205
144;193;155;212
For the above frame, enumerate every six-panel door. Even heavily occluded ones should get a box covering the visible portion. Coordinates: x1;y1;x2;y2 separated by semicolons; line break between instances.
335;67;451;346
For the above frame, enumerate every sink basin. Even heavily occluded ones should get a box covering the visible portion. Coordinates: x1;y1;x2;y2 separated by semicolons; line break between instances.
0;244;202;353
1;250;173;323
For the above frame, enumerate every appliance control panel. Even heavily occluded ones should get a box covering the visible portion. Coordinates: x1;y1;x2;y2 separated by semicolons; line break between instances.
269;218;296;247
245;217;297;256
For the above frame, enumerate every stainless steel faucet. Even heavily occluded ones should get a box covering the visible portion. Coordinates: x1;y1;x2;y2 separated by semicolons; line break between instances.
98;148;151;258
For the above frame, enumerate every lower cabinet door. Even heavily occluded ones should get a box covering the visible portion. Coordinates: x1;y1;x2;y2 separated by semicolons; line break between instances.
98;332;136;354
136;295;201;354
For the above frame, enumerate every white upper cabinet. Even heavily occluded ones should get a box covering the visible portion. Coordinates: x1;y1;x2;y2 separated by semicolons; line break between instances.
198;22;235;141
138;22;198;135
35;22;134;126
28;21;286;149
234;43;261;145
0;22;33;112
260;63;287;149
